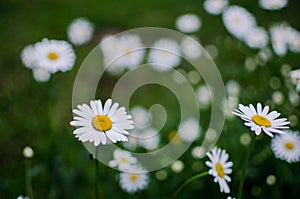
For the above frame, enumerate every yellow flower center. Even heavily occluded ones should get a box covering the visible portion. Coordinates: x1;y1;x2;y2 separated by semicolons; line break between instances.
251;115;271;127
120;157;127;163
284;141;294;150
216;162;225;178
48;52;59;60
92;115;112;131
130;174;138;182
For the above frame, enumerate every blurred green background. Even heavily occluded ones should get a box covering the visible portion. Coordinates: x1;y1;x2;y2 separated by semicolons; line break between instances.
1;0;300;198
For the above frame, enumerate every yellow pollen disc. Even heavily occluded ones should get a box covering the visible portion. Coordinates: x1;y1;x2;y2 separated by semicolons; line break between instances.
251;115;271;127
48;52;59;60
130;174;138;182
125;48;132;55
285;141;294;150
92;115;112;131
216;162;225;178
121;157;127;163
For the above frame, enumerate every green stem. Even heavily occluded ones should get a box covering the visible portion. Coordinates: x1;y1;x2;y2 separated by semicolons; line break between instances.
94;148;99;199
25;159;33;199
237;133;256;199
173;171;209;197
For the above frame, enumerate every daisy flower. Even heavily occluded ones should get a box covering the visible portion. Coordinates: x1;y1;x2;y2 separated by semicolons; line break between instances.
290;69;300;92
148;38;181;70
119;165;149;194
271;130;300;163
204;0;228;15
130;106;151;129
196;85;212;108
175;14;201;33
32;68;51;82
286;27;300;53
20;45;37;69
67;17;94;46
109;149;137;170
206;147;233;193
178;118;201;142
137;127;160;150
34;39;76;73
259;0;288;10
70;99;134;146
222;6;256;40
180;36;202;59
244;27;269;49
233;103;290;137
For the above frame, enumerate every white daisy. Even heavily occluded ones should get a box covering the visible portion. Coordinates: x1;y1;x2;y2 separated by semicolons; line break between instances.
270;23;289;56
32;68;51;82
148;38;181;70
290;69;300;92
34;39;76;73
119;165;149;194
70;99;134;146
20;45;37;69
204;0;228;15
175;14;201;33
271;130;300;163
226;80;240;97
137;128;160;150
206;147;233;193
22;146;34;158
259;0;288;10
244;27;269;49
233;103;290;137
67;17;94;46
178;118;201;142
100;34;145;72
286;27;300;53
130;106;151;129
109;149;137;170
180;36;202;59
222;6;256;40
196;85;212;108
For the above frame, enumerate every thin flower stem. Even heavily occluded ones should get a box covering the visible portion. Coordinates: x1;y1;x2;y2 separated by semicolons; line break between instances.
173;171;209;197
25;159;33;199
237;133;256;199
94;148;99;199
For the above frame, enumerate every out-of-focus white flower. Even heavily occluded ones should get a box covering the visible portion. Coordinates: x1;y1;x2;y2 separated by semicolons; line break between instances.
32;68;51;82
100;34;145;74
272;91;285;105
119;165;149;194
245;27;269;49
67;18;94;46
22;146;34;158
204;0;228;15
175;14;201;33
130;106;151;129
34;38;76;73
109;149;137;170
259;0;288;11
196;85;212;108
178;118;201;142
137;128;160;150
171;160;184;173
226;80;240;97
148;38;181;70
270;23;289;56
286;27;300;53
224;96;239;120
181;36;202;59
222;6;256;40
290;69;300;92
271;130;300;163
289;91;300;106
20;45;37;69
17;195;30;199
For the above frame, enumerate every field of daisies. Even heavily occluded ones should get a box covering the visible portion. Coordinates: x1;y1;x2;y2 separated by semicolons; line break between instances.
1;0;300;198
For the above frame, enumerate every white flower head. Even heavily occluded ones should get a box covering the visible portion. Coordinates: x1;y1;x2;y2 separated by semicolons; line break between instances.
130;106;151;129
67;17;94;46
178;118;201;142
290;69;300;92
32;68;51;82
175;14;201;33
20;45;37;69
204;0;229;15
259;0;288;10
22;146;34;158
206;147;233;193
137;128;160;150
70;99;134;146
180;36;202;59
109;149;137;170
270;23;290;56
222;6;256;40
119;165;149;194
196;85;212;108
226;80;240;97
148;38;181;71
271;130;300;163
233;103;290;137
34;39;76;73
286;27;300;53
17;195;30;199
244;27;269;49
